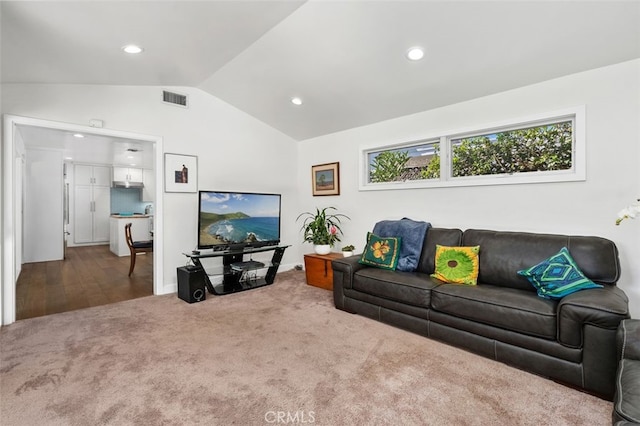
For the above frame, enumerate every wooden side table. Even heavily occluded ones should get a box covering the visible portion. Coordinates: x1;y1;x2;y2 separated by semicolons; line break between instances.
304;252;344;290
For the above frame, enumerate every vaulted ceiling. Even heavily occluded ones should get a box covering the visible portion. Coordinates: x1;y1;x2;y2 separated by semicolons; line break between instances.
2;1;639;141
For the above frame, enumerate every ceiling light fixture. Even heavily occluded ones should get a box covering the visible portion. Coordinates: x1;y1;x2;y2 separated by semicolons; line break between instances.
122;44;144;54
73;133;85;138
406;47;425;61
290;97;303;106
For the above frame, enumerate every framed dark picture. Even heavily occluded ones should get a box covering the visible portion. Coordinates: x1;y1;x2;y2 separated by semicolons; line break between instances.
165;153;197;193
311;162;340;196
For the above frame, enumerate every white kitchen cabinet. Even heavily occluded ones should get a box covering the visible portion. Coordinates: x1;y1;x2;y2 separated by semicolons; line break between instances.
75;164;111;186
113;167;143;182
74;164;111;244
110;216;152;256
141;169;155;202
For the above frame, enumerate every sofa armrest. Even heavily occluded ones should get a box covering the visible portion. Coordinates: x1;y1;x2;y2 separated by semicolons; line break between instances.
557;286;630;348
331;256;365;289
331;256;365;311
618;319;640;361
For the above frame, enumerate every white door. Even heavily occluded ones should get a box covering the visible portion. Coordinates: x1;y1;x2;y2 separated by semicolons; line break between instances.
93;165;112;186
23;148;64;262
74;185;93;243
73;164;111;244
74;164;94;185
93;186;111;242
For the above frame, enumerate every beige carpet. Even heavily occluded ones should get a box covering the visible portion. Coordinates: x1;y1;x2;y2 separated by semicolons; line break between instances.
1;270;611;425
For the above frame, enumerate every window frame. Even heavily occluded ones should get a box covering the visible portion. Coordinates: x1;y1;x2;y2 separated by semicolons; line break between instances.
359;106;586;191
365;138;441;184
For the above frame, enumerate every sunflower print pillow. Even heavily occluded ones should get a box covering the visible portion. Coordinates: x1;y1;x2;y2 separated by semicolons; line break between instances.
359;232;401;270
431;245;480;285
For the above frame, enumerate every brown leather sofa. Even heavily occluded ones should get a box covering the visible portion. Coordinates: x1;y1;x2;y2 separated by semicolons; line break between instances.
332;227;630;400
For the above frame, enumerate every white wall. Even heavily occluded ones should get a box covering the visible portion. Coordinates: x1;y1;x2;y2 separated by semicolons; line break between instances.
298;59;640;318
3;60;639;318
23;147;64;262
1;84;299;294
14;129;25;277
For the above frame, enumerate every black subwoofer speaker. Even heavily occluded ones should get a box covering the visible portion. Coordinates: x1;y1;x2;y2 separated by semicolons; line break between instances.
177;265;206;303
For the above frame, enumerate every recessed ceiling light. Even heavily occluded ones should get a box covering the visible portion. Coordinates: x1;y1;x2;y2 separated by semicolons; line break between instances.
122;44;143;54
406;47;425;61
291;97;303;106
73;133;85;138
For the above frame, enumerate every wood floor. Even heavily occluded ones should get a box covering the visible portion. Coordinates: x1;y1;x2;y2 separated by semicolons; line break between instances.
16;245;153;320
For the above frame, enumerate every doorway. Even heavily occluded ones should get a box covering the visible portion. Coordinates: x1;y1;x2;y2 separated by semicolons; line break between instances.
2;115;164;325
16;245;153;320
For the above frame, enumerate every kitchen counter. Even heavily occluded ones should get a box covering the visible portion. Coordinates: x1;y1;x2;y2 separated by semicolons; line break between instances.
110;216;152;256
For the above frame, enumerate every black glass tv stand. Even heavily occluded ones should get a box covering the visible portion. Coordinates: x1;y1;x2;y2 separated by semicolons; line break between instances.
183;245;288;295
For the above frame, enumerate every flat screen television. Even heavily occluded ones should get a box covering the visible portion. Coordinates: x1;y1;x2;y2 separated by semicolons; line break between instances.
198;190;281;250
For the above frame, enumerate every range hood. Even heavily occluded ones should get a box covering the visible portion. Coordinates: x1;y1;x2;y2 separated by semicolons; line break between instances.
113;181;144;189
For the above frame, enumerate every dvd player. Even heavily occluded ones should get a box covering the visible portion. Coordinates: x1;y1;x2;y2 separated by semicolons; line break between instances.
230;260;265;271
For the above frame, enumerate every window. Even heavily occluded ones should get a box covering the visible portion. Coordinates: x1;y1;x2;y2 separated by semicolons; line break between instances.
450;120;573;178
367;140;439;183
360;106;585;190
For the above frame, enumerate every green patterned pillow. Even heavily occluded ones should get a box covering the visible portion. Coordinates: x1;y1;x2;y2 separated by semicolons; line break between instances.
517;247;603;300
359;233;401;270
431;245;480;285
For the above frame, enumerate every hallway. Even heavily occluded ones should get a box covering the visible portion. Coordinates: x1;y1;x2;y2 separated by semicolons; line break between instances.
16;245;153;320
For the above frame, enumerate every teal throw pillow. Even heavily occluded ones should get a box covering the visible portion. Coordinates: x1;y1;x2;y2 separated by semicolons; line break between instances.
517;247;602;300
359;233;401;270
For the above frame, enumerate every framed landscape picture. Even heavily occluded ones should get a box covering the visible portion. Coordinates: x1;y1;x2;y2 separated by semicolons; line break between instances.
165;153;197;193
311;162;340;196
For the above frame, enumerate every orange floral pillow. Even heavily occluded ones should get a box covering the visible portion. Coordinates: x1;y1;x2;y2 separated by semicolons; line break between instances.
359;232;401;270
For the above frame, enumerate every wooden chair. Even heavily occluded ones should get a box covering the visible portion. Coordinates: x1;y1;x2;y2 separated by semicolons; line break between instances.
125;223;153;276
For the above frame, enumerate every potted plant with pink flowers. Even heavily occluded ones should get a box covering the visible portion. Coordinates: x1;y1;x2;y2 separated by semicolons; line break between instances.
297;207;350;255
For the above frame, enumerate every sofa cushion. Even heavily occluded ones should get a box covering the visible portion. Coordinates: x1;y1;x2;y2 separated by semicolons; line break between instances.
431;245;480;285
462;229;621;291
416;228;464;274
359;233;401;270
352;268;440;308
431;284;557;340
518;247;602;299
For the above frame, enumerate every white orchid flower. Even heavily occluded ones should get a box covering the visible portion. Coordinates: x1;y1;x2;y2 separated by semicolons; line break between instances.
616;200;640;225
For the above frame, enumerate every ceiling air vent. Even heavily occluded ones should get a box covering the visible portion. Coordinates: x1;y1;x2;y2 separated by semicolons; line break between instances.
162;90;188;108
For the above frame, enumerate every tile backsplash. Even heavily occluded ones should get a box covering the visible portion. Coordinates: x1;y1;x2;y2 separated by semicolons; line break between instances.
111;188;151;214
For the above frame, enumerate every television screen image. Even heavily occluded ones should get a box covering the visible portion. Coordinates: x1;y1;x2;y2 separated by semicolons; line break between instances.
198;191;281;250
